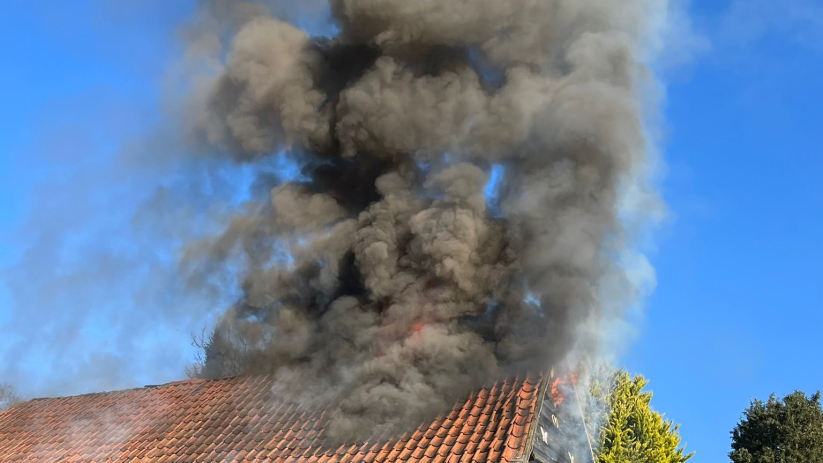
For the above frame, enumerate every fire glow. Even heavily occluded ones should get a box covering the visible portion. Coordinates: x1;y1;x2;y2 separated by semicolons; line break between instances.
550;373;579;407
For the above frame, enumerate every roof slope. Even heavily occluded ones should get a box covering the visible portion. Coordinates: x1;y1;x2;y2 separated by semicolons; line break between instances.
0;374;547;463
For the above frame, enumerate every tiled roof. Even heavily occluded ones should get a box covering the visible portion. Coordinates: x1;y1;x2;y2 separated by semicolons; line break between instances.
0;373;548;463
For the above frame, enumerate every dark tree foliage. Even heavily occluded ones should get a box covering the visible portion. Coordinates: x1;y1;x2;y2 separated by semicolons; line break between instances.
187;326;271;379
730;391;823;463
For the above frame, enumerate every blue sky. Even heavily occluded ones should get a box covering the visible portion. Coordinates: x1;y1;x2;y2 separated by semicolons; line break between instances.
1;1;821;462
624;0;822;459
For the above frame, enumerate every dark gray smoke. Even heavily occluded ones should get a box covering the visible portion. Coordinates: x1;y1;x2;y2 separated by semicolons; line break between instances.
180;0;662;442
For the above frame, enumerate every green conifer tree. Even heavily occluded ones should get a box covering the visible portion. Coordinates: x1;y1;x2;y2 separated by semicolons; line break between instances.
729;390;823;463
586;368;693;463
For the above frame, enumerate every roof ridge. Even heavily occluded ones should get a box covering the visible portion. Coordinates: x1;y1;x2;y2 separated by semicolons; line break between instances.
25;377;207;402
27;371;550;404
24;373;282;402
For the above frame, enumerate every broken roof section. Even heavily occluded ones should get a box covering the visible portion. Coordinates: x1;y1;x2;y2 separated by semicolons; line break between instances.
0;373;582;463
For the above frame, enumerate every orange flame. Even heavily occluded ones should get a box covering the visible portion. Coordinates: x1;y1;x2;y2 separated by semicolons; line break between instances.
550;373;579;407
410;278;438;335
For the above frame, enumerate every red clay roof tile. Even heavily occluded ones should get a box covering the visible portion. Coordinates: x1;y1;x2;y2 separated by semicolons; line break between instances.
0;374;546;463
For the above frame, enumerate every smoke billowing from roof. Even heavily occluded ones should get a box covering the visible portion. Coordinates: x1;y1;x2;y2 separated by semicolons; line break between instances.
181;0;661;442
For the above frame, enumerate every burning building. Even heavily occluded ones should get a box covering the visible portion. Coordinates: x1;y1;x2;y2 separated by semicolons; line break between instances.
0;0;663;458
176;0;658;444
0;372;588;463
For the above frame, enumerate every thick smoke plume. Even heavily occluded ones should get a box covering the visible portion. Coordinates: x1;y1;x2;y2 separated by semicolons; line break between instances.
182;0;660;442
